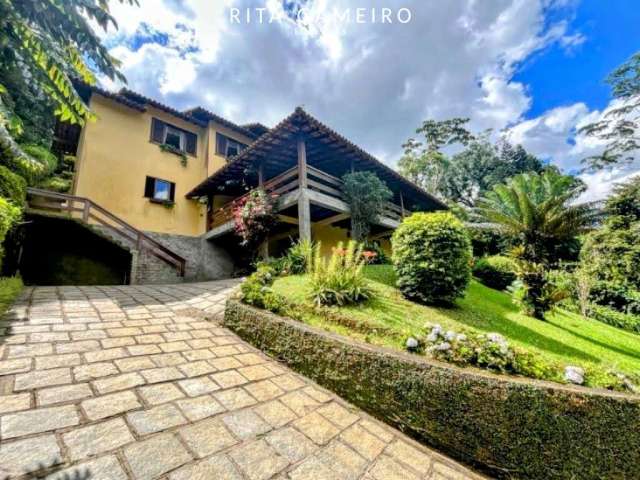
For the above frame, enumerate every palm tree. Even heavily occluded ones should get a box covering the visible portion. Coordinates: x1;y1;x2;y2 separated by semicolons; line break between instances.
475;169;597;319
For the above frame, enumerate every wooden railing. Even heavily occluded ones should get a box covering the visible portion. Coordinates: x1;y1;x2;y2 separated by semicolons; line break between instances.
26;188;186;277
208;165;405;230
209;166;300;229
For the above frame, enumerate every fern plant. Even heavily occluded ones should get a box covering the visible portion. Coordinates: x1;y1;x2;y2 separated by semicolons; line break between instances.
308;241;372;306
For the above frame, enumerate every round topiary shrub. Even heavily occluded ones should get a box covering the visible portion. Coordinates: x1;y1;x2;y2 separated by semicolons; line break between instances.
392;211;472;305
473;255;517;290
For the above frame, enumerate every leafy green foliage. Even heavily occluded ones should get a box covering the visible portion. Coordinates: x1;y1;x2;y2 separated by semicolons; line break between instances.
0;165;26;205
442;138;544;207
20;144;57;176
399;118;474;195
588;304;640;334
476;170;596;318
0;276;22;317
159;143;188;166
0;197;21;266
580;176;640;302
282;239;314;274
419;324;559;380
392;212;471;305
309;241;372;306
579;51;640;169
473;255;517;290
341;172;392;241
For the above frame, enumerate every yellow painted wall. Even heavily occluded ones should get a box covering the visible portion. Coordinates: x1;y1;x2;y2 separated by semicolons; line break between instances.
73;94;254;237
206;124;254;177
312;224;350;256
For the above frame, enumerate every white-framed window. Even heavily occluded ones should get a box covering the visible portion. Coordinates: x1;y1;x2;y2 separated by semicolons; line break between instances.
163;125;185;151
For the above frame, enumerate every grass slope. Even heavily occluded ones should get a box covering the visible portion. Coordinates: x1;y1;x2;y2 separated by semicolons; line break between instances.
0;277;22;316
271;265;640;387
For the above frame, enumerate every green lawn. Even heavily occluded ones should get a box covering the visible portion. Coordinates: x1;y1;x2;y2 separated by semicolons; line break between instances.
0;277;22;317
271;265;640;388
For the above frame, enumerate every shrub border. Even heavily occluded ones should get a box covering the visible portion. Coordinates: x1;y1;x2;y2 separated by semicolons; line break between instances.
224;299;640;480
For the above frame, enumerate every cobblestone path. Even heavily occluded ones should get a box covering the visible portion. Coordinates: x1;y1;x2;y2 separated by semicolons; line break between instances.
0;281;487;480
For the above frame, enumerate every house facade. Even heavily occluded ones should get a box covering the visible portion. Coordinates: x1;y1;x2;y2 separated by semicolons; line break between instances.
41;86;445;284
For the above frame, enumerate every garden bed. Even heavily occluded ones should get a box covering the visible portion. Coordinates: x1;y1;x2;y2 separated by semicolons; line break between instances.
224;298;640;480
269;266;640;389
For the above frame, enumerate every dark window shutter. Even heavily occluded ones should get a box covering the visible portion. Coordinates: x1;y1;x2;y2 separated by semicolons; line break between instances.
185;132;197;156
215;132;226;155
169;182;176;202
144;176;155;198
150;118;165;143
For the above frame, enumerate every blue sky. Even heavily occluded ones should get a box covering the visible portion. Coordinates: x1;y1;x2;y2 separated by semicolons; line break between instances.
101;0;640;201
516;0;640;118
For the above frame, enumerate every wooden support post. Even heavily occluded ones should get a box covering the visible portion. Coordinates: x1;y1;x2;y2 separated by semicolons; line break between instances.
297;137;308;189
259;238;269;259
258;161;264;186
400;192;405;218
82;200;90;222
298;192;311;242
297;136;311;242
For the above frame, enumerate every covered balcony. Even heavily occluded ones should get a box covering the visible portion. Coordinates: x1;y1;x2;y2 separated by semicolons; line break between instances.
187;107;446;250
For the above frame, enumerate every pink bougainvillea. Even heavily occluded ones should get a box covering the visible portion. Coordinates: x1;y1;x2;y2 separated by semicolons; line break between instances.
232;188;278;247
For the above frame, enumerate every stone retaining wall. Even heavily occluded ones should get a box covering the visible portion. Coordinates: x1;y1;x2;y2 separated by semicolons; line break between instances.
224;299;640;480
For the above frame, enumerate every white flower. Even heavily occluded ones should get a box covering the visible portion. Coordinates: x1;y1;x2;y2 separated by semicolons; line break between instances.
406;337;419;350
431;324;442;334
434;342;451;351
445;330;457;341
426;332;439;343
456;333;467;342
564;366;585;385
487;333;506;344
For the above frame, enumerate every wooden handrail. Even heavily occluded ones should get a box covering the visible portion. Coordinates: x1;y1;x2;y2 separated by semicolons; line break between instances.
27;188;186;277
207;165;408;229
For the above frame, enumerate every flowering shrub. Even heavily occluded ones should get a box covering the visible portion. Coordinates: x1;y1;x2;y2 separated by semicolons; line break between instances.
232;188;278;247
309;241;372;306
413;323;560;380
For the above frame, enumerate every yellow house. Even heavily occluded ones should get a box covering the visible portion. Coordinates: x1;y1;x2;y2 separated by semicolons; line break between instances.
46;86;445;284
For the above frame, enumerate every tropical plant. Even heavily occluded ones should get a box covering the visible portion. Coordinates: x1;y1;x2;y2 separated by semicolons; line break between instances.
392;211;472;305
399;118;474;196
282;239;314;274
579;51;640;170
342;171;392;241
308;241;372;306
476;170;596;318
580;176;640;304
473;255;517;291
232;188;278;248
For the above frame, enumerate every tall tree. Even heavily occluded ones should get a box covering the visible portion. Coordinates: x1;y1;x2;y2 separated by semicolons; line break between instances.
579;52;640;170
0;0;137;172
476;170;596;319
398;118;474;196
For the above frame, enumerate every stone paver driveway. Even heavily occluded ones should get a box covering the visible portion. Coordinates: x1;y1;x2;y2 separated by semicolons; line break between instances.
0;281;486;480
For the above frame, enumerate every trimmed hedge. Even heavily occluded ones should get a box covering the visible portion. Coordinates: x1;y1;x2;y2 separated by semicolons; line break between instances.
392;212;472;304
224;299;640;480
472;255;517;291
589;303;640;333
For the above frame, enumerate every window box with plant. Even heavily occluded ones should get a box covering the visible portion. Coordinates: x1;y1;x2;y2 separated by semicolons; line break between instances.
150;118;197;167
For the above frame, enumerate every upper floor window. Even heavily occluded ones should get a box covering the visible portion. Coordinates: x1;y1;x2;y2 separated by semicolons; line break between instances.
150;118;197;156
216;132;247;160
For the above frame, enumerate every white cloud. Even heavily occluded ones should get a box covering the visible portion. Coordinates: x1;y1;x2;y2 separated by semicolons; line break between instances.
97;0;638;200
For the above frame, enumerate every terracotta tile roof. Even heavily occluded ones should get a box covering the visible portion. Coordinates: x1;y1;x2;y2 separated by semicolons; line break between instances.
89;85;259;138
186;106;448;211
